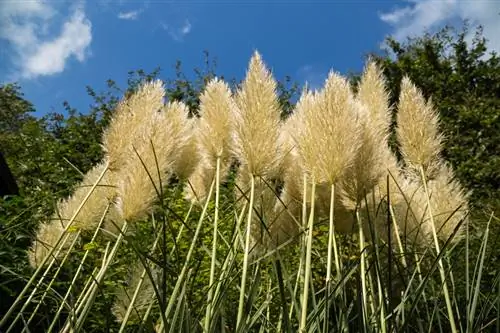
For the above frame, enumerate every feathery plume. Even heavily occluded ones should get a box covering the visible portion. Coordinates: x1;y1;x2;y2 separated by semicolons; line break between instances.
63;162;115;231
173;117;200;180
232;51;283;178
290;73;360;234
198;79;235;165
28;218;78;268
397;77;443;179
184;162;211;204
267;190;303;247
358;176;421;244
293;72;359;185
357;60;392;134
265;116;305;246
184;79;235;204
422;164;469;241
116;100;190;221
103;80;165;171
342;61;398;209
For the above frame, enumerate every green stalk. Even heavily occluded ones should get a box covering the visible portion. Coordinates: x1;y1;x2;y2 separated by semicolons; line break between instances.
63;221;129;333
388;204;408;268
467;213;492;331
0;164;109;329
299;178;316;332
237;175;256;331
324;183;335;332
211;200;247;313
419;166;457;333
18;230;82;333
47;204;110;333
118;232;162;333
156;179;216;332
205;157;221;331
357;210;368;329
289;173;309;323
6;231;74;331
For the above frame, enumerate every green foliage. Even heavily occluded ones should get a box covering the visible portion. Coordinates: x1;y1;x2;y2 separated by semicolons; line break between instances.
371;25;500;213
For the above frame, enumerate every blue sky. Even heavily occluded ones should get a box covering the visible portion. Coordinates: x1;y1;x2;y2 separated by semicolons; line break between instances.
1;0;499;117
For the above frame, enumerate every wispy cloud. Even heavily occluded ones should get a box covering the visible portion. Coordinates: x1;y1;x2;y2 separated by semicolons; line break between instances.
118;9;142;20
380;0;500;53
297;65;327;91
160;19;192;42
0;2;92;80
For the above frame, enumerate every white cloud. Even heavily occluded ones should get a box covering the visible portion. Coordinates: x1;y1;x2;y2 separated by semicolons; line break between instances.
380;0;500;53
161;19;192;41
118;10;141;20
180;20;192;35
0;2;92;80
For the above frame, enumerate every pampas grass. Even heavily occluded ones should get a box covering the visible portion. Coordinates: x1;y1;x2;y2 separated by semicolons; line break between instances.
3;52;483;333
232;51;283;179
116;100;191;221
29;161;114;268
397;76;443;179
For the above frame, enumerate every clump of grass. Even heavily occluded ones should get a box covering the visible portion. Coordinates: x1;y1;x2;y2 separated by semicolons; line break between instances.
3;52;497;333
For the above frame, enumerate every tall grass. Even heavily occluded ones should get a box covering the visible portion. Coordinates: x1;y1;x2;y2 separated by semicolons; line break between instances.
1;52;498;333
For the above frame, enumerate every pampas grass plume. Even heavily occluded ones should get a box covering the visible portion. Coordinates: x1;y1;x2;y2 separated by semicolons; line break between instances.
232;51;282;178
117;99;190;221
103;80;165;171
397;76;443;178
294;72;359;185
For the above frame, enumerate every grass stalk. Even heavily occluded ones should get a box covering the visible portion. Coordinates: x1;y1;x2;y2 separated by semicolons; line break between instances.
237;174;256;331
205;157;221;331
0;164;109;329
118;231;162;332
419;166;457;333
357;210;368;329
299;178;316;332
156;178;216;332
64;221;129;333
46;204;110;333
19;229;82;333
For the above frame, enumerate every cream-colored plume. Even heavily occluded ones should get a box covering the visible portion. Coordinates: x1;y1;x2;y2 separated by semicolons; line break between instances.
397;77;443;179
420;164;469;242
358;176;422;244
360;164;468;246
264;114;305;247
184;79;235;204
63;162;115;231
29;162;115;267
173;117;200;181
197;78;235;165
342;61;398;209
293;72;360;185
103;80;165;171
232;51;283;178
116;100;191;221
28;218;79;268
267;190;303;247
